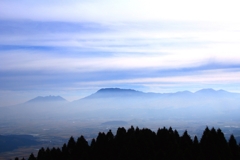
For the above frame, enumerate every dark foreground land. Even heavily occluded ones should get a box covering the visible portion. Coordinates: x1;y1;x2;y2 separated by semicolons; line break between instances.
1;119;240;159
14;126;240;160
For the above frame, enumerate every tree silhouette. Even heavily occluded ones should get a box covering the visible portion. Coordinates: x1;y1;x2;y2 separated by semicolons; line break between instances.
75;135;89;159
179;130;193;159
28;153;36;160
229;134;240;159
14;126;240;160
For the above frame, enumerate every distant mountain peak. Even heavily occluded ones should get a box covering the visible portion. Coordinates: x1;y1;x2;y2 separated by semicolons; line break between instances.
194;89;232;97
97;88;140;93
83;88;143;99
195;88;216;93
217;89;229;93
27;95;67;103
75;87;236;102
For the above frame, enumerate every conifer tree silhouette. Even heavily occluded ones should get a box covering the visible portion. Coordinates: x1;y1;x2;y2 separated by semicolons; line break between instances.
14;126;240;160
229;134;240;159
28;153;36;160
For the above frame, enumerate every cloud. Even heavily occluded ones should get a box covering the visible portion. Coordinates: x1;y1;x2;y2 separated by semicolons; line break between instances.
68;68;240;96
1;55;240;90
1;20;240;88
1;0;240;23
1;50;238;73
73;69;240;85
1;1;240;105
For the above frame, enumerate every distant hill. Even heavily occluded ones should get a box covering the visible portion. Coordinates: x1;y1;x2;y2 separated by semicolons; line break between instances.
0;95;69;121
26;95;67;103
82;88;145;99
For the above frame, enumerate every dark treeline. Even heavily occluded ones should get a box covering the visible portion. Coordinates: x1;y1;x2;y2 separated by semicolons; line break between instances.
16;126;240;160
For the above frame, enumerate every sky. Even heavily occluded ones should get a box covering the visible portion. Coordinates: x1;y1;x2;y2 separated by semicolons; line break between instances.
1;0;240;106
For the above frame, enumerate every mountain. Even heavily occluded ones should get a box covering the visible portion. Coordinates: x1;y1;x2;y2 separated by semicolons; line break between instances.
26;95;67;103
1;88;240;123
71;88;150;113
0;95;69;121
82;88;145;99
75;88;235;103
195;88;217;94
69;88;240;120
194;88;233;96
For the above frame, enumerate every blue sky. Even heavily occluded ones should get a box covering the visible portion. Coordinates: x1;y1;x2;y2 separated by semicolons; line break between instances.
1;0;240;106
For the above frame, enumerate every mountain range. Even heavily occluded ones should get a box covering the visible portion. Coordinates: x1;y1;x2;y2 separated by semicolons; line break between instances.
1;88;240;122
25;88;238;103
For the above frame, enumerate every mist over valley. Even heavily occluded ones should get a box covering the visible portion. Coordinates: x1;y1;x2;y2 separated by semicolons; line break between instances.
1;88;240;159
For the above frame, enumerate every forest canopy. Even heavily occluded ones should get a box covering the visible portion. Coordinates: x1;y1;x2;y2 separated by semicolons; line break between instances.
16;126;240;160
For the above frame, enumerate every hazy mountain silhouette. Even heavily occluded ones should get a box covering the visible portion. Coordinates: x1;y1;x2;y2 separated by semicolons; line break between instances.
78;88;235;101
75;88;239;104
1;88;240;122
26;95;67;103
81;88;145;99
0;95;69;121
69;88;240;120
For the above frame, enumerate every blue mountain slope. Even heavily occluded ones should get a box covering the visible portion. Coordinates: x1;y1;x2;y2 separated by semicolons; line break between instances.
73;88;240;102
82;88;145;99
26;95;67;103
1;88;240;122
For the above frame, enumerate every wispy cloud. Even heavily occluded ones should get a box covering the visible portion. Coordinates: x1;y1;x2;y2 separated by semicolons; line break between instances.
1;0;240;106
1;0;240;23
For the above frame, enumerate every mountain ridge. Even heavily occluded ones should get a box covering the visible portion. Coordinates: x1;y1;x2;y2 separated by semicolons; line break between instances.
23;88;239;103
1;87;240;123
26;95;67;103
